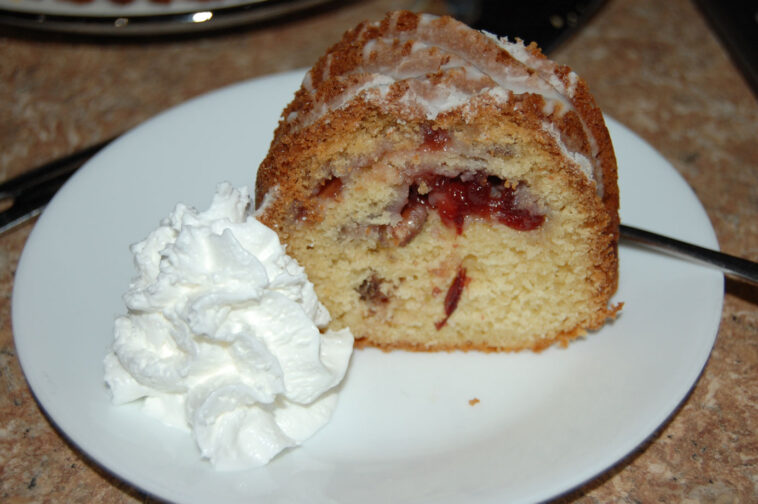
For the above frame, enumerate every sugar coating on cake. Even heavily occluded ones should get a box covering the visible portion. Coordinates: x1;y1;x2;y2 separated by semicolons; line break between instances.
255;11;621;352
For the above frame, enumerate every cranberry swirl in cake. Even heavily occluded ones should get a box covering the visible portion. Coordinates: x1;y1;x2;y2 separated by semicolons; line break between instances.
255;11;621;352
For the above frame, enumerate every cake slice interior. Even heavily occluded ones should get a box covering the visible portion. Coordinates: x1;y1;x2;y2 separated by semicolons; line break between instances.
255;11;621;352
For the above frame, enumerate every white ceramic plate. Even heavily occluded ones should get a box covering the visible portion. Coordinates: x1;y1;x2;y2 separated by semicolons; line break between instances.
12;70;724;503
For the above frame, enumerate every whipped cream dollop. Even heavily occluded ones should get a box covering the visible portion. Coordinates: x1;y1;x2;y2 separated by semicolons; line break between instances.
104;183;354;470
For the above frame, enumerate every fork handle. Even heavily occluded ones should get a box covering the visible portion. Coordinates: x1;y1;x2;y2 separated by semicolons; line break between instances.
0;138;113;234
620;224;758;284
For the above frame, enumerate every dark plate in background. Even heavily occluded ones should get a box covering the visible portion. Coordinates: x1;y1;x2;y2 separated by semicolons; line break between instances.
0;0;338;36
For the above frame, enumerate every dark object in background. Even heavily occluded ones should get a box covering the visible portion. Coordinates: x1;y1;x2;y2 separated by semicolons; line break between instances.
694;0;758;97
446;0;608;54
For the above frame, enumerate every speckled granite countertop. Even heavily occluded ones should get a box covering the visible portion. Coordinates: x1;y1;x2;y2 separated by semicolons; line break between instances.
1;0;756;502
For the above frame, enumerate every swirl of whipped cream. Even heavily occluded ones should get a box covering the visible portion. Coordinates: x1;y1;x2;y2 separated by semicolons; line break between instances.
104;183;353;470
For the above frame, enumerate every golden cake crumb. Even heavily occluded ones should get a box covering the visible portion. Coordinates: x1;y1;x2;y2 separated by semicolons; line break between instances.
255;11;621;352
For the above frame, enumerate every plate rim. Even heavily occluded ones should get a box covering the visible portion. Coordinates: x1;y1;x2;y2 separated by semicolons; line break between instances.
10;70;725;503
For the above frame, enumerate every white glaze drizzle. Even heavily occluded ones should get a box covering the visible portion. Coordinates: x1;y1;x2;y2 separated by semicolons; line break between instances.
290;12;603;194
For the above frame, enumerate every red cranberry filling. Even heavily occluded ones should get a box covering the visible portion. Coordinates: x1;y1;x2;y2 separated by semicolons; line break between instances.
420;124;451;152
409;173;544;233
435;266;468;329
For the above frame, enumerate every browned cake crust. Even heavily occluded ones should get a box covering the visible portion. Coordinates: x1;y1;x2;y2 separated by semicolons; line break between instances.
255;11;621;352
